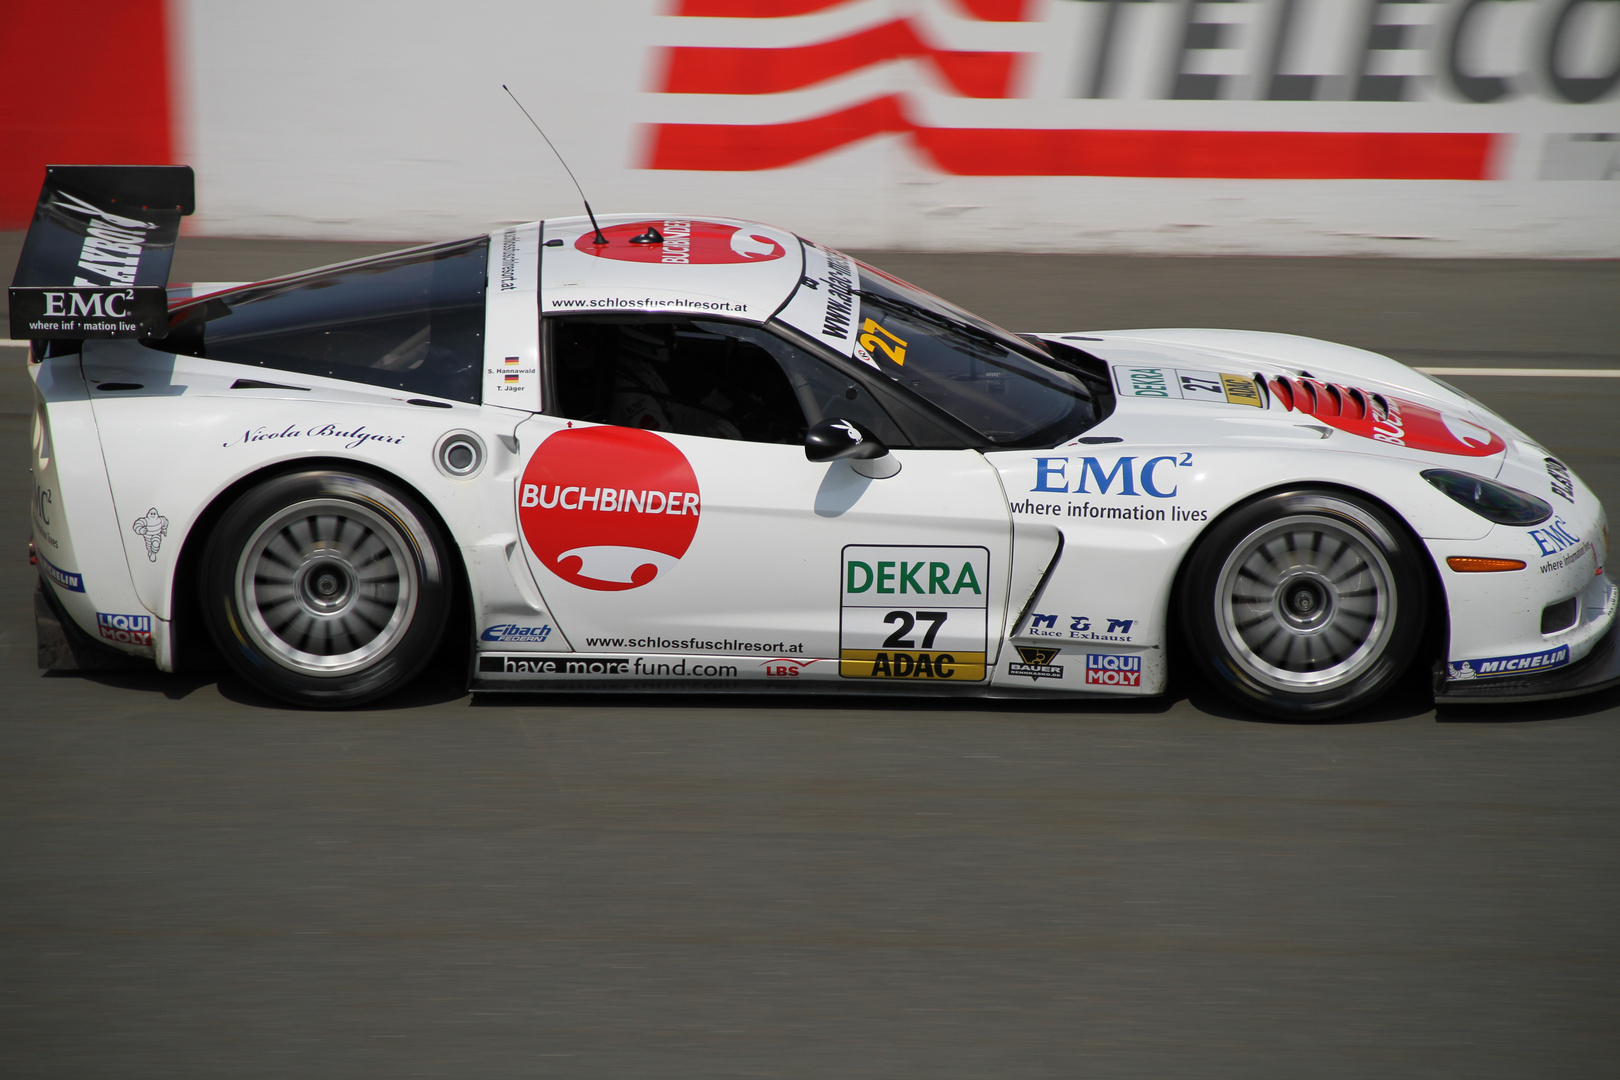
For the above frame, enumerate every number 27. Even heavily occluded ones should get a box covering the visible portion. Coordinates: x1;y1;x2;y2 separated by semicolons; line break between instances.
859;319;908;366
883;610;946;649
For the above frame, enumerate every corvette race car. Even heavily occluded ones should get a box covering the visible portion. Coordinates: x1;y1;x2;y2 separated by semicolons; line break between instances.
14;166;1619;717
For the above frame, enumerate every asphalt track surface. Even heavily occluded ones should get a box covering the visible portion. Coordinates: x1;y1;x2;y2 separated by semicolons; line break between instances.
2;235;1618;1078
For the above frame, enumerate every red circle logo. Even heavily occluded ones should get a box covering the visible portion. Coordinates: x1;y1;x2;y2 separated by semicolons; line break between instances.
1322;399;1506;457
574;220;786;264
1270;378;1506;457
519;427;701;591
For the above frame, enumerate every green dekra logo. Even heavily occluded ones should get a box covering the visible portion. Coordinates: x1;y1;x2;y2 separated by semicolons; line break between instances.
846;560;981;595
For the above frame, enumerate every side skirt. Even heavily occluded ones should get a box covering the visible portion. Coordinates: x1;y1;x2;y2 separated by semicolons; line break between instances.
470;651;1153;701
35;575;147;671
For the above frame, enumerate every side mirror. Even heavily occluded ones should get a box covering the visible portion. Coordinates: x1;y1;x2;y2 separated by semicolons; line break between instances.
806;417;882;462
805;418;900;478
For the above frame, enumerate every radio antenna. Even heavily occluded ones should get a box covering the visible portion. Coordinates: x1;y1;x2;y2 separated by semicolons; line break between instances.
502;84;608;245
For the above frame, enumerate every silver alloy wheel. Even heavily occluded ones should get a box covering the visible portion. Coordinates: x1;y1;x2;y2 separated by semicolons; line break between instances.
234;497;419;676
1213;513;1397;693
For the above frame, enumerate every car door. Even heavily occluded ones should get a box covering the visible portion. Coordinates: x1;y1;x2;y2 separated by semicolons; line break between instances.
512;315;1012;686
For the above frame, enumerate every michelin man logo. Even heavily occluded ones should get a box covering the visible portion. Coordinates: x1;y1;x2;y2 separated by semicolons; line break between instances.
131;507;168;562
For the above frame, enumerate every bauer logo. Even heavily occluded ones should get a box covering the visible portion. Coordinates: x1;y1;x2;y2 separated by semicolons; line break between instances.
1085;653;1142;687
97;612;153;647
1008;645;1064;681
519;427;700;591
575;220;786;265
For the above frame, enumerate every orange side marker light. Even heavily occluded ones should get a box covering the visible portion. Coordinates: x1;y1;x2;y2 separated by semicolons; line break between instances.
1446;557;1527;573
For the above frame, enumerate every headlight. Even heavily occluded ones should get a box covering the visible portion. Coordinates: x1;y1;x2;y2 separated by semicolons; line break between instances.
1422;469;1552;526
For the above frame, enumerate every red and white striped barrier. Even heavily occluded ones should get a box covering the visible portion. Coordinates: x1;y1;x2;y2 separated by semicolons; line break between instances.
2;0;1616;253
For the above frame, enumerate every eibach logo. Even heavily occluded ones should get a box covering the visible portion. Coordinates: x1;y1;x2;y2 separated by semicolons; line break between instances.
575;220;785;264
1085;653;1142;687
519;427;701;591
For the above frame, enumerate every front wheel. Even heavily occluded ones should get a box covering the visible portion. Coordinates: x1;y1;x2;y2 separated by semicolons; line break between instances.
1180;490;1427;720
200;470;452;707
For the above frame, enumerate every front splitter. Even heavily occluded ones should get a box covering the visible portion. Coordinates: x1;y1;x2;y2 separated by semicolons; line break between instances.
1435;620;1620;705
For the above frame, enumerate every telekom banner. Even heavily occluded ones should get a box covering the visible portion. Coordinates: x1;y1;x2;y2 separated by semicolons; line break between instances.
3;0;1617;253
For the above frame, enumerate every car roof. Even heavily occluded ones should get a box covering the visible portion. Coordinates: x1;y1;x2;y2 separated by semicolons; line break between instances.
536;214;805;325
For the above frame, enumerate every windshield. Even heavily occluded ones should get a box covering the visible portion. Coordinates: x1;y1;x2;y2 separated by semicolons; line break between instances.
850;261;1094;447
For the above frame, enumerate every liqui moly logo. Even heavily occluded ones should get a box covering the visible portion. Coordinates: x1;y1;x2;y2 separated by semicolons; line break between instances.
1085;653;1142;687
97;612;153;647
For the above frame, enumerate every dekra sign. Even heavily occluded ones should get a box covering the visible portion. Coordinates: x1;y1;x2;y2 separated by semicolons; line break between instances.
845;559;981;595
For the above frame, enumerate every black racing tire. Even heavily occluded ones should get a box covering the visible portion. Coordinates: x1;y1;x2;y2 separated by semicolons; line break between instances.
200;470;452;708
1179;489;1427;721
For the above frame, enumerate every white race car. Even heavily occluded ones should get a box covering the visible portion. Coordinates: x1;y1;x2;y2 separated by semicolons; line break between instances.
16;167;1618;717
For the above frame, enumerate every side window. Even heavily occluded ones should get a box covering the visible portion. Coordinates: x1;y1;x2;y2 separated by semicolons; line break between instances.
147;238;487;404
549;317;902;445
758;326;906;445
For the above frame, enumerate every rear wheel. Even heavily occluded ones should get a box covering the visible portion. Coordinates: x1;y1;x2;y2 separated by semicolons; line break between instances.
201;470;451;707
1180;490;1426;720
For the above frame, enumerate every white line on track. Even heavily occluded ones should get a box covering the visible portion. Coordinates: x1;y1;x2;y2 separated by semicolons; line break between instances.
2;339;1616;379
1417;367;1620;378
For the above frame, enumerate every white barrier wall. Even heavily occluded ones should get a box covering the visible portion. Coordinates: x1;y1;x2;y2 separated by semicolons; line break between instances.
177;0;1620;254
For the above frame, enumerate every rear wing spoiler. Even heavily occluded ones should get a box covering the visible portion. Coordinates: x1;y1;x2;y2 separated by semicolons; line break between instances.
8;165;194;341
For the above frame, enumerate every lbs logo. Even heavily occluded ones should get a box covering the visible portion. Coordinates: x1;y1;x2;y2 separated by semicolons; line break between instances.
575;220;785;265
1086;653;1142;687
762;658;816;678
97;612;152;647
519;427;701;591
